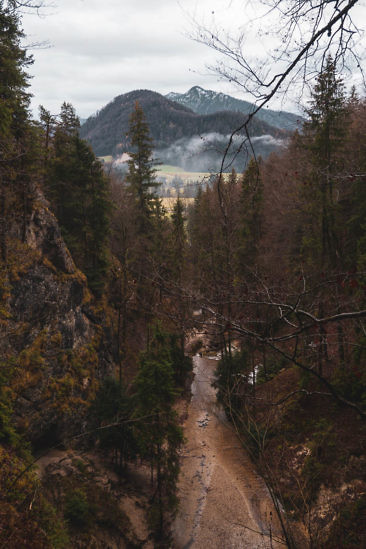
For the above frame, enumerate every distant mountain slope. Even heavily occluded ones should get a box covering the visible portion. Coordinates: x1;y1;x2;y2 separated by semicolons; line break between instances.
166;86;302;131
79;89;288;158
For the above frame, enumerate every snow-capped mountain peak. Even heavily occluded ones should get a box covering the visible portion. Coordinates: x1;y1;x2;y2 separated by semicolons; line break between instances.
166;87;302;131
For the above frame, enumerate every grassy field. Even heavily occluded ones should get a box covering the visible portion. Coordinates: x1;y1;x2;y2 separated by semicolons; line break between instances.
156;165;211;184
98;155;113;164
97;160;212;198
98;161;211;184
157;164;186;174
161;197;195;212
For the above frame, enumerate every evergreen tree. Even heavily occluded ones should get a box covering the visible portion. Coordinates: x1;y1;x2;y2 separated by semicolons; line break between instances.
237;159;263;269
38;105;57;184
125;102;162;314
45;103;110;296
188;183;223;299
150;198;171;301
59;101;80;134
170;197;186;284
134;325;183;540
0;2;31;141
292;60;351;374
91;377;137;470
47;102;80;219
168;332;192;386
0;2;35;260
168;197;189;348
125;101;160;233
302;57;349;269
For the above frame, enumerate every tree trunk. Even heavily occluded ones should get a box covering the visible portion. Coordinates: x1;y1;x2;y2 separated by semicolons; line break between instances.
0;184;7;264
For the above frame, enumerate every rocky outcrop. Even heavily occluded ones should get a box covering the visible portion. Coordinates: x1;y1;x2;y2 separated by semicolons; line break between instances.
1;189;114;447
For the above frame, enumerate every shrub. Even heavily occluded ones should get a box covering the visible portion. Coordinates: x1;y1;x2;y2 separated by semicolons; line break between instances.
64;489;90;527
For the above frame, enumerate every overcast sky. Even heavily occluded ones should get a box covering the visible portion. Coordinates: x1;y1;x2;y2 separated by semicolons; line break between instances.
20;0;272;118
21;0;365;119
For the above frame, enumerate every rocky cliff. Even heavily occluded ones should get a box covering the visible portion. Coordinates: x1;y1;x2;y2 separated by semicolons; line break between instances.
0;187;156;548
1;187;114;448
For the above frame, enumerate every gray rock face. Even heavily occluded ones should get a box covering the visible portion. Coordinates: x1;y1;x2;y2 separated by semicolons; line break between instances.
26;190;75;274
10;264;90;348
2;189;114;447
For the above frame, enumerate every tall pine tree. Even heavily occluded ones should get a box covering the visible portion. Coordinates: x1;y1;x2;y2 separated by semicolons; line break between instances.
0;2;36;260
45;103;111;296
125;101;160;234
302;56;349;269
125;102;162;315
134;324;183;541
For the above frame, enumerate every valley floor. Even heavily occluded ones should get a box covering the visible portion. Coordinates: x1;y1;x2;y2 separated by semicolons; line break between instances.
172;356;285;549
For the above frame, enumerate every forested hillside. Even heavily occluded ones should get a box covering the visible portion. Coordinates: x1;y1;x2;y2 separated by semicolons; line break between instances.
187;58;366;546
1;1;365;548
0;5;191;546
79;89;288;167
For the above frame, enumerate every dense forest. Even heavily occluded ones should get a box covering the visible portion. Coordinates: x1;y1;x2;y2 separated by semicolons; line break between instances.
189;58;366;546
0;1;365;548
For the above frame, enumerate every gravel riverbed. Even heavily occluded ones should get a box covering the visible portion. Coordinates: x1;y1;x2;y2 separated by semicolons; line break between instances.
172;356;285;549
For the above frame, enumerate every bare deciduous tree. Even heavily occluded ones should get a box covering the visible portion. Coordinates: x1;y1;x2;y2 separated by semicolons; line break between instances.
190;0;364;171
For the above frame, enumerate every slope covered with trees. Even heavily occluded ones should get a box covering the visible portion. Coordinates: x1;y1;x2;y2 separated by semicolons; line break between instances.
0;5;192;546
79;89;288;159
187;59;366;547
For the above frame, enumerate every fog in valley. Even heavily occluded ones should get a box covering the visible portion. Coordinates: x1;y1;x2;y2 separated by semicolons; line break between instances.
111;131;287;177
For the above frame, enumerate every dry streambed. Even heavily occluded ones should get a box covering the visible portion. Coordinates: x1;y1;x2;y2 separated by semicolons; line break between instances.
172;356;285;549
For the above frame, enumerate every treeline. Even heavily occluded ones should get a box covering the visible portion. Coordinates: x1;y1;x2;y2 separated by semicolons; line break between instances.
189;58;366;409
188;58;366;547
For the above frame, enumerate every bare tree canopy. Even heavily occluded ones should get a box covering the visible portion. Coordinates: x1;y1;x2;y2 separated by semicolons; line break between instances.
189;1;365;177
192;0;364;110
3;0;49;13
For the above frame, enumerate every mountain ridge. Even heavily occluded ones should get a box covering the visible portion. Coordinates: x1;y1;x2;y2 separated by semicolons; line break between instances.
80;89;288;168
166;86;303;131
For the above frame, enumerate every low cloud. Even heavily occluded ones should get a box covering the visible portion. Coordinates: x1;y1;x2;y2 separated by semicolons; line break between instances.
112;132;285;174
251;134;287;147
154;132;286;172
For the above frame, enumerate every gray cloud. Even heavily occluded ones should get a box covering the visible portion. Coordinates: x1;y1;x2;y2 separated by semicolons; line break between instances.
22;0;270;118
22;0;356;120
251;135;287;147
